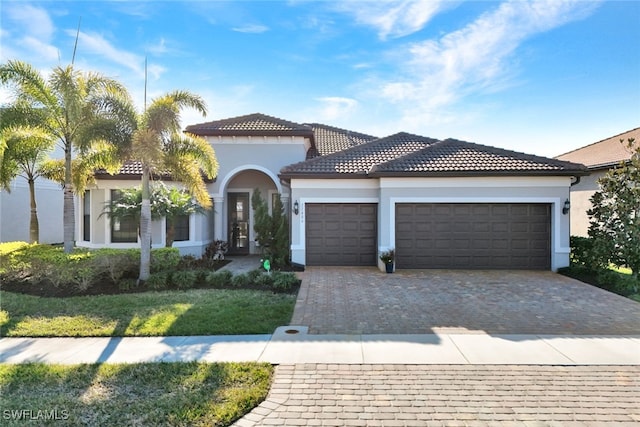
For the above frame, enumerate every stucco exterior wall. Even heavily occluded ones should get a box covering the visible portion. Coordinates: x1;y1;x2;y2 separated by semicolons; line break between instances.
206;136;308;197
568;170;602;237
76;180;210;256
289;176;573;272
0;178;63;244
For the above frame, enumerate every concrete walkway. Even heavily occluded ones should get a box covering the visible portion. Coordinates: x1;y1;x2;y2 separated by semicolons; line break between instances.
1;327;639;365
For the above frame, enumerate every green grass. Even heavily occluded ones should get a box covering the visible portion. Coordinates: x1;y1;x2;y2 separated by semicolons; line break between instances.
0;362;273;426
0;289;295;337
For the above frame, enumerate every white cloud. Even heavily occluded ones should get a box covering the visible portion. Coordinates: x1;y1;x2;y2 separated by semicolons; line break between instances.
316;97;359;120
1;4;59;63
6;3;55;40
232;24;269;34
147;38;169;55
337;0;455;39
68;30;145;77
376;0;602;126
21;36;60;62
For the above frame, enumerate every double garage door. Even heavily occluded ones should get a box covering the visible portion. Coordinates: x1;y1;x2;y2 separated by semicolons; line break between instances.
396;203;551;270
305;202;551;269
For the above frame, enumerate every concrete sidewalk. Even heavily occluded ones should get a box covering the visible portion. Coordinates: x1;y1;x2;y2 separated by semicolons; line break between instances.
1;327;639;365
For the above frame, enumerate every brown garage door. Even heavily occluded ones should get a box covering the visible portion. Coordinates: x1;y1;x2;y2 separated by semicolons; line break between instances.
396;203;550;269
306;203;377;266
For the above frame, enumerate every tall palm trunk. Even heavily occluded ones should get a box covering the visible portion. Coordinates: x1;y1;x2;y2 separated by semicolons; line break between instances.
28;177;39;243
165;218;175;248
63;146;74;253
139;166;152;282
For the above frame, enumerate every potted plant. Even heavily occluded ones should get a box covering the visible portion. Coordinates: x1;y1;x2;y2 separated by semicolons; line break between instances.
379;249;395;273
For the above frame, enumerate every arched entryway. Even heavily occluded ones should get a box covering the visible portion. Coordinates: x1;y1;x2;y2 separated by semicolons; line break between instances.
213;166;288;255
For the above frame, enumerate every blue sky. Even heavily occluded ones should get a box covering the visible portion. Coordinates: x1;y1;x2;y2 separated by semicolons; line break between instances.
1;0;639;157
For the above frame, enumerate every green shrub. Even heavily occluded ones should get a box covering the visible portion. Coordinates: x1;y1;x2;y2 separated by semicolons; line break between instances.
570;235;603;268
596;269;639;295
254;273;274;288
205;270;232;288
118;278;138;292
146;272;171;290
0;241;30;274
231;273;251;288
172;271;197;290
151;248;181;273
93;249;139;283
178;255;198;270
247;269;262;283
194;269;208;285
271;272;299;292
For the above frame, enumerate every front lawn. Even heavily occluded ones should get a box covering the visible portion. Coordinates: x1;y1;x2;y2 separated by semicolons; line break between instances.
0;289;295;337
0;362;272;426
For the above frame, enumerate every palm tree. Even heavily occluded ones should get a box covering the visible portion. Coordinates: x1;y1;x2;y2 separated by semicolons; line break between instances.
0;60;136;252
0;123;55;243
132;91;218;281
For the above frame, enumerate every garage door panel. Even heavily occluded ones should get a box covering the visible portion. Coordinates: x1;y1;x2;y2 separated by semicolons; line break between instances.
396;203;550;270
306;203;377;266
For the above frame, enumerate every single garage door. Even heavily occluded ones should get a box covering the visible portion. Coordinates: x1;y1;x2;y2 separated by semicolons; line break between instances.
306;203;377;266
396;203;550;270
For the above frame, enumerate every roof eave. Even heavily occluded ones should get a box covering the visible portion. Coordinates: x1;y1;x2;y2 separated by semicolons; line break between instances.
186;128;314;139
369;170;590;178
279;172;371;180
94;172;216;183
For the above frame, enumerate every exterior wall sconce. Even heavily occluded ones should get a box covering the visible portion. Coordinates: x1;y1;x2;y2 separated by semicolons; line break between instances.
293;200;299;215
562;199;570;215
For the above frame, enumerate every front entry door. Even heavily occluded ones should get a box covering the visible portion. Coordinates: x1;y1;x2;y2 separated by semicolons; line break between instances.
228;192;250;254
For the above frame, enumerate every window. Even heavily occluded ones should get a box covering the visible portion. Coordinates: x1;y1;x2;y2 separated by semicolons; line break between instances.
169;215;190;242
83;191;90;241
110;190;138;243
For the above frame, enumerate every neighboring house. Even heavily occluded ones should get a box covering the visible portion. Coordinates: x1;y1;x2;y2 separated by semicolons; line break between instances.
0;177;63;243
555;127;639;237
72;113;587;271
0;142;65;244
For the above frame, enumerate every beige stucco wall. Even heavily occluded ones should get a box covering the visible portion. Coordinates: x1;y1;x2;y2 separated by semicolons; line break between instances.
76;180;211;256
0;178;63;244
568;170;602;237
205;135;308;254
75;135;309;256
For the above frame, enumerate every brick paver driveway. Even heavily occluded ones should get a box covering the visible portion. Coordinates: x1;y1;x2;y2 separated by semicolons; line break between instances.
292;268;640;335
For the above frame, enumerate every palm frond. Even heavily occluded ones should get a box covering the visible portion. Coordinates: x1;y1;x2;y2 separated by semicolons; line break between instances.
0;60;57;109
0;125;55;190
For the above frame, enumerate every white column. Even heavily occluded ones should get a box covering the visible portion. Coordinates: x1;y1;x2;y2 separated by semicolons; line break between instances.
213;196;224;241
281;194;290;218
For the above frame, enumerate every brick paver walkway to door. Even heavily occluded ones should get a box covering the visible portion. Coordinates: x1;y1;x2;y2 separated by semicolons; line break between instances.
291;268;640;335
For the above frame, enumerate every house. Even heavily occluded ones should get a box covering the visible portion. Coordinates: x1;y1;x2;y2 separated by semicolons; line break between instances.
555;127;639;237
75;113;587;272
0;178;63;244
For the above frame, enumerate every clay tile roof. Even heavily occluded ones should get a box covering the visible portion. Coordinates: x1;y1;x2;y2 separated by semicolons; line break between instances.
371;139;589;177
185;113;314;138
280;132;439;177
555;127;639;169
94;160;213;182
303;123;377;159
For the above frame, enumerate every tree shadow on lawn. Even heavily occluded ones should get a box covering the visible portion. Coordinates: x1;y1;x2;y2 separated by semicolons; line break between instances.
0;361;271;427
